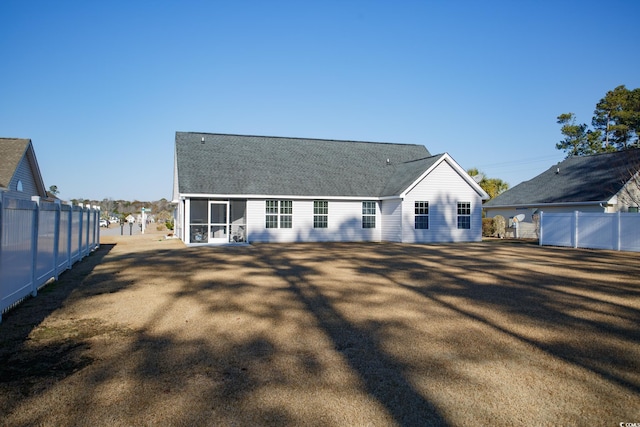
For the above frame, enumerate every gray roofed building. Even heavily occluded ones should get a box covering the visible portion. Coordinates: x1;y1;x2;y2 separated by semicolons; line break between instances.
0;138;47;200
174;132;437;198
484;149;640;207
173;132;488;245
484;148;640;238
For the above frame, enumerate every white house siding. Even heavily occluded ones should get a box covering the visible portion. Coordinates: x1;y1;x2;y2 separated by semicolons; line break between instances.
485;205;606;239
381;199;402;242
402;161;483;243
246;199;381;243
175;199;185;241
615;180;640;212
8;157;40;200
484;207;538;238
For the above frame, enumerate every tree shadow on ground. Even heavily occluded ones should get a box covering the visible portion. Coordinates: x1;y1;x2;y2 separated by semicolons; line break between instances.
1;240;639;425
259;248;448;426
0;245;115;408
347;242;640;395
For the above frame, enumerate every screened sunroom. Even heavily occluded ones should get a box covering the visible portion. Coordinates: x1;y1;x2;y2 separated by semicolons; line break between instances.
185;199;246;244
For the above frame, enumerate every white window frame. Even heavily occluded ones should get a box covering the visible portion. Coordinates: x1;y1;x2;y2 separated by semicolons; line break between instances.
457;202;471;229
362;201;376;229
313;200;328;228
415;201;429;229
266;200;293;229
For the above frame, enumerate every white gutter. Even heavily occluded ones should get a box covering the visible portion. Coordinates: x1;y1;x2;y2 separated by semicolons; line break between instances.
178;193;394;201
484;200;614;209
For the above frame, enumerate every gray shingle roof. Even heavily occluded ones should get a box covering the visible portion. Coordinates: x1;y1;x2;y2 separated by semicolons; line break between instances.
0;138;30;188
484;148;640;207
175;132;439;197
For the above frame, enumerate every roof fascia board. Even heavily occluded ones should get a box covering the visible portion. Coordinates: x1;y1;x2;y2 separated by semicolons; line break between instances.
484;200;614;209
400;153;490;200
24;141;47;197
178;193;384;201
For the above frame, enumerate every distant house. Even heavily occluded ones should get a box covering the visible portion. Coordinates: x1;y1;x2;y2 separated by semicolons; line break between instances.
484;149;640;238
0;138;47;200
172;132;489;245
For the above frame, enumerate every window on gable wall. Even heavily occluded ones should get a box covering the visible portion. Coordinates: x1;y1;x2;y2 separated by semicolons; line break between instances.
457;202;471;229
314;200;328;228
362;201;376;228
266;200;293;228
415;201;429;229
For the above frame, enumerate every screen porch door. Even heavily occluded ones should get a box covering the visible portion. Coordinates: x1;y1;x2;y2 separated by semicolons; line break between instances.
209;201;229;243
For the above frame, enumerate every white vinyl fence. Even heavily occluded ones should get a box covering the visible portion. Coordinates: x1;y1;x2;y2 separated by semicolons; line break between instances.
539;211;640;252
0;194;100;322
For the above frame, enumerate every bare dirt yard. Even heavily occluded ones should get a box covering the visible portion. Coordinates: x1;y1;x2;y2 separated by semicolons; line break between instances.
1;230;639;426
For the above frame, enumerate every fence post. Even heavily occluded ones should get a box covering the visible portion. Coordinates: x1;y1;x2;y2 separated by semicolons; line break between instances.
53;199;61;280
97;206;101;248
0;193;2;324
30;196;40;297
85;206;90;255
616;211;621;251
67;202;73;269
0;192;3;277
539;211;544;246
78;203;84;260
573;211;579;249
95;206;101;250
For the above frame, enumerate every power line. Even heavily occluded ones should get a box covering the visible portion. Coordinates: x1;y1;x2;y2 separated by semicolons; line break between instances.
475;154;561;169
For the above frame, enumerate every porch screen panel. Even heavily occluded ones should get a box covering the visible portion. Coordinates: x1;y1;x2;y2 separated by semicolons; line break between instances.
210;204;227;224
190;200;207;224
190;199;208;243
230;200;247;242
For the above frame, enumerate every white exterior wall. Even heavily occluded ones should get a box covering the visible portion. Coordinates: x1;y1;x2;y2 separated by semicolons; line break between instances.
247;199;381;243
485;205;606;239
615;178;640;212
7;156;41;200
381;199;402;242
402;161;483;243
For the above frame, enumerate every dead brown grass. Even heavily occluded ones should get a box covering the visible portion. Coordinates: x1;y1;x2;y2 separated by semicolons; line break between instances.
1;233;639;426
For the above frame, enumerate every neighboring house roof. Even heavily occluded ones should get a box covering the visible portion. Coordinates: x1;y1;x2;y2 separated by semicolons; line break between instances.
484;148;640;207
0;137;47;196
176;132;451;198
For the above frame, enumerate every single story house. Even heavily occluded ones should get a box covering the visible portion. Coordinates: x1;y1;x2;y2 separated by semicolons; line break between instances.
484;148;640;238
0;138;47;201
172;132;489;245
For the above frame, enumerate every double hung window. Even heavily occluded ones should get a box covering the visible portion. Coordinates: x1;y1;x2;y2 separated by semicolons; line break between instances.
362;201;376;229
415;201;429;229
457;202;471;229
314;200;328;228
266;200;293;228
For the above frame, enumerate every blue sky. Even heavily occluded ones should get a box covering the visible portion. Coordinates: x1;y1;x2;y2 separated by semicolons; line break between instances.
2;1;639;201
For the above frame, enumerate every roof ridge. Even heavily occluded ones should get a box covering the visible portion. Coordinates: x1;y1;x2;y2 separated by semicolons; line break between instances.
399;153;444;164
176;131;424;147
564;147;640;161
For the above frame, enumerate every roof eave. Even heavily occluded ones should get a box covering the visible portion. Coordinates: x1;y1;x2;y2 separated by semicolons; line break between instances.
483;199;615;209
177;192;384;201
24;141;47;197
